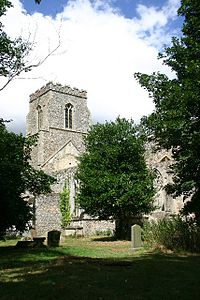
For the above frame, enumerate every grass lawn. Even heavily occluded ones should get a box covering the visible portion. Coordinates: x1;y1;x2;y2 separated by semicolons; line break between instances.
0;236;200;299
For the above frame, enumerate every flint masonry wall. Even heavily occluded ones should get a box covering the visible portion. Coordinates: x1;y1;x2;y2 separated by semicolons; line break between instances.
35;193;61;235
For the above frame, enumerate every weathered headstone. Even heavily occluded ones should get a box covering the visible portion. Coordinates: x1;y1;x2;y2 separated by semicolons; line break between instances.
131;224;142;249
47;230;61;247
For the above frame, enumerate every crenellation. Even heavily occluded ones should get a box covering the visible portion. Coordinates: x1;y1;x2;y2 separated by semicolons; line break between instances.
30;82;87;102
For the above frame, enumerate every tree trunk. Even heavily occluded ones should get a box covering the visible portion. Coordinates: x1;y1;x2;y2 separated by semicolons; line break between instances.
115;216;143;240
115;218;132;240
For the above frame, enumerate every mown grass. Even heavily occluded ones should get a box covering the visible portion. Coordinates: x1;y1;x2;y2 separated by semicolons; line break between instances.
0;236;200;299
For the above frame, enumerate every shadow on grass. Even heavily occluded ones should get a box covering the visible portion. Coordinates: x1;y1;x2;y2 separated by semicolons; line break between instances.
92;236;116;242
1;245;200;299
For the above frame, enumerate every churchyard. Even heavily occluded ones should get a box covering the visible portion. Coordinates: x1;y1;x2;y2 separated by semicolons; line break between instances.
1;236;200;300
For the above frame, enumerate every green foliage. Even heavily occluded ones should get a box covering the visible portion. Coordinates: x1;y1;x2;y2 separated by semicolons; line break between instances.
0;1;31;87
95;229;113;237
134;0;200;222
0;120;55;238
0;0;12;16
76;117;155;238
143;216;200;252
60;181;71;228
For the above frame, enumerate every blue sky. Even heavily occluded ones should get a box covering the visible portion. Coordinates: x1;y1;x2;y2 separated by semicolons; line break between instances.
22;0;167;18
1;0;182;133
21;0;182;29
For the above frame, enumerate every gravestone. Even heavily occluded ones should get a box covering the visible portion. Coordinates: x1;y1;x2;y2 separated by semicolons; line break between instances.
131;224;142;249
47;230;61;247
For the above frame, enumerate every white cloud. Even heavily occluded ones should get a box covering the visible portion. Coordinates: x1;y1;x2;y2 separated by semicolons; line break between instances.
135;0;180;47
0;0;180;133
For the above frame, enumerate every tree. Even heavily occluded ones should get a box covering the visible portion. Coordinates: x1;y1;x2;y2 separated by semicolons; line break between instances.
0;1;31;90
134;0;200;222
0;120;55;238
76;118;155;239
0;0;60;91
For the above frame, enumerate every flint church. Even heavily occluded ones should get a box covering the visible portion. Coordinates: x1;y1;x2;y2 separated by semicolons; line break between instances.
26;82;183;236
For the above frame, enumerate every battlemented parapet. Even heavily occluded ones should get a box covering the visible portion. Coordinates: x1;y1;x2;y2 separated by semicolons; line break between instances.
29;82;87;102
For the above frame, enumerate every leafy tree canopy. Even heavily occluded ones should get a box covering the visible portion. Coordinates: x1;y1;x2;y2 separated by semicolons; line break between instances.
76;118;155;238
0;120;55;238
0;0;43;90
0;1;32;88
134;0;200;221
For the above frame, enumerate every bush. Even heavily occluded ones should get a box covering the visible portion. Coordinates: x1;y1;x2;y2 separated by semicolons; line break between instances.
95;229;113;237
60;182;71;228
143;215;200;252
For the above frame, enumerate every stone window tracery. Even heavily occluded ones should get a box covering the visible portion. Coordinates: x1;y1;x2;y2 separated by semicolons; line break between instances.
65;103;73;129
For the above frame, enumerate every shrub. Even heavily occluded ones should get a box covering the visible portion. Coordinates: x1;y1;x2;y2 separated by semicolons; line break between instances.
143;215;200;252
95;229;113;237
60;182;71;228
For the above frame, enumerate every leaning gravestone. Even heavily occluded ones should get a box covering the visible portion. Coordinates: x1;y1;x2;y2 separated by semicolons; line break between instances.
131;224;142;250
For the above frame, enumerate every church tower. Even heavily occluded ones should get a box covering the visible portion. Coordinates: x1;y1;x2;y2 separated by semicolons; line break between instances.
26;82;92;235
27;82;91;172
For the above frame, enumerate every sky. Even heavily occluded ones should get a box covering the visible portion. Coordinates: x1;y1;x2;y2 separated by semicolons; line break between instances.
0;0;182;134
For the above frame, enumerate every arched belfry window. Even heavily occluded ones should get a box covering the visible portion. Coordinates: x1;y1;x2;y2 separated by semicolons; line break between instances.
37;105;42;131
65;103;73;129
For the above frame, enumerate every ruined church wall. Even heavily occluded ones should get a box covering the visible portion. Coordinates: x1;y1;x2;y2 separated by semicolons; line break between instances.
145;143;184;218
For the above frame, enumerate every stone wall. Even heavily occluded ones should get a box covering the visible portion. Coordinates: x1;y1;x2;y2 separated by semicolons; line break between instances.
35;193;61;236
145;143;184;218
81;219;115;236
35;193;115;237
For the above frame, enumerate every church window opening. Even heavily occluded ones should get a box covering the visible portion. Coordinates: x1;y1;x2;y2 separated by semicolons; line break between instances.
37;105;42;131
65;103;73;129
